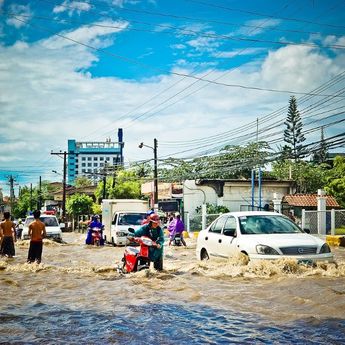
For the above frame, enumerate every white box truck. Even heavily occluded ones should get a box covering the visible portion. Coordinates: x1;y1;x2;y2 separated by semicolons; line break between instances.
102;199;149;246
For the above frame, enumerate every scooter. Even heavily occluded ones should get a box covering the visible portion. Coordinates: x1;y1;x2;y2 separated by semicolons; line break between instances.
91;227;102;246
118;230;157;273
171;232;182;246
86;227;104;246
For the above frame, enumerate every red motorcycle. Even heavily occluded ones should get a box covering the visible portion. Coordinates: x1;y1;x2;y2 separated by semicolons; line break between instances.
119;235;157;273
90;227;103;246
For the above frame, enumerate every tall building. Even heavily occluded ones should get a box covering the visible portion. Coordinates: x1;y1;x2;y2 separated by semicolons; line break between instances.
67;128;124;185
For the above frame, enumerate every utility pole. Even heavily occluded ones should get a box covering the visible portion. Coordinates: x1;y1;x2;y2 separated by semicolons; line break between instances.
139;139;158;209
30;183;33;213
153;138;158;209
51;151;68;221
7;175;16;213
37;176;42;210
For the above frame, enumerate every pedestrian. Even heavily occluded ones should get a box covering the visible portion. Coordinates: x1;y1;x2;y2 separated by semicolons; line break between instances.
27;210;47;264
0;211;16;258
168;212;187;247
288;211;296;222
16;219;24;240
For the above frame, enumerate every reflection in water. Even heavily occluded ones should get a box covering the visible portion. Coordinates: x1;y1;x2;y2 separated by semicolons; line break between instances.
0;233;344;344
1;303;344;344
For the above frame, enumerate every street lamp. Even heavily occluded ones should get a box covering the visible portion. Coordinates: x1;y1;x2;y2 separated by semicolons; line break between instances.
139;138;158;209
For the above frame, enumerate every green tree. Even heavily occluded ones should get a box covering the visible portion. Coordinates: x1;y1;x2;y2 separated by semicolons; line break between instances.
283;96;306;160
95;169;143;200
324;156;345;207
66;194;93;221
75;176;93;188
271;160;327;193
312;127;328;164
160;142;270;181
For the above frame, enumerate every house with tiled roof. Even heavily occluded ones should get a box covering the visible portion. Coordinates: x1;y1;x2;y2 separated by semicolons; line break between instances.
282;194;340;218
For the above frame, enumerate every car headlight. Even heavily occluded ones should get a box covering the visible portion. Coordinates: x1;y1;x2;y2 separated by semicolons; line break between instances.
320;243;331;253
256;245;280;255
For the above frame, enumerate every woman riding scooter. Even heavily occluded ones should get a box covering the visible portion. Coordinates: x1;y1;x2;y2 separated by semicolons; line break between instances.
128;213;164;270
85;215;104;246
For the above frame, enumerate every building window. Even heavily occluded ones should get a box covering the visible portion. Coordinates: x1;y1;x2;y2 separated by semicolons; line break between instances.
94;163;98;167
106;157;110;161
88;157;92;161
82;157;86;161
100;163;104;167
100;157;104;161
94;157;98;161
82;169;86;173
88;163;92;167
82;163;86;167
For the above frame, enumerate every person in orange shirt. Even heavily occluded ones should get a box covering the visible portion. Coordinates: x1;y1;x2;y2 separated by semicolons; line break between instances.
0;211;16;258
27;210;47;264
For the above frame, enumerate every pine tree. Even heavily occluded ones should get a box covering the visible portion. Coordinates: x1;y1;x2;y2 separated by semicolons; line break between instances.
312;126;328;164
283;96;306;160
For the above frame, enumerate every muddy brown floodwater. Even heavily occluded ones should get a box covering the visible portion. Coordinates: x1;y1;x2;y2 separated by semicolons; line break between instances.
1;232;345;344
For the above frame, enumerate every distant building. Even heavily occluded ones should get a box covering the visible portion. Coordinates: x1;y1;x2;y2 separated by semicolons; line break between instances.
67;128;124;185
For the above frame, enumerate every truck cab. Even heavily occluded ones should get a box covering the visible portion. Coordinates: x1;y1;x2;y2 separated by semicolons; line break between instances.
109;211;146;246
102;199;149;246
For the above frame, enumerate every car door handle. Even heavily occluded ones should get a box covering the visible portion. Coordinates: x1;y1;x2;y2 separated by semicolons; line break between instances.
218;239;222;243
205;236;208;241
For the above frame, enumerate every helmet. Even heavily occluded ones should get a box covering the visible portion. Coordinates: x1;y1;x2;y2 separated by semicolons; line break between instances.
175;212;180;217
92;214;100;221
146;209;155;217
148;214;160;225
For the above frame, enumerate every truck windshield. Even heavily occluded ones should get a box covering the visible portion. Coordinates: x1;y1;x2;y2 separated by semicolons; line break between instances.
117;213;146;226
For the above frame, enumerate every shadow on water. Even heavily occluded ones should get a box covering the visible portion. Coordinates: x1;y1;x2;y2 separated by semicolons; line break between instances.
0;303;344;345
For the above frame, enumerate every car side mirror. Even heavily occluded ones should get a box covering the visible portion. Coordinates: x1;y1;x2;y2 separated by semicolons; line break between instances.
128;227;135;233
304;228;310;234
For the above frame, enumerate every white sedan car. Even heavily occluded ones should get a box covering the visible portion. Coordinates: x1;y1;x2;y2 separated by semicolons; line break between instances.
22;215;62;241
196;211;333;263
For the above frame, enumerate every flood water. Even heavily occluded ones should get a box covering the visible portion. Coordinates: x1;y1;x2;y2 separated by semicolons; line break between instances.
1;232;345;344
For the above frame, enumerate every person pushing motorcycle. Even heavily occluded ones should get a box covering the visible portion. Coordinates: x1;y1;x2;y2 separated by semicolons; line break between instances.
129;213;164;271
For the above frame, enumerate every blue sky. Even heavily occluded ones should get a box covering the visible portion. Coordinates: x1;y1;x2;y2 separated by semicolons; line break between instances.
0;0;345;196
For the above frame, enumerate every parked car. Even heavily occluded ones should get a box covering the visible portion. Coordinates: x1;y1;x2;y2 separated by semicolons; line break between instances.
196;211;334;263
22;215;62;241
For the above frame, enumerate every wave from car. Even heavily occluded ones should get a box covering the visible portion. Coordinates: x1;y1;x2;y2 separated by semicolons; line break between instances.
22;215;62;241
196;211;333;264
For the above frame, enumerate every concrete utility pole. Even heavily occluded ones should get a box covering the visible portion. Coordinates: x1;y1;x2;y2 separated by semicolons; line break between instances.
153;138;158;209
37;175;42;210
7;175;16;213
139;138;158;209
51;151;68;221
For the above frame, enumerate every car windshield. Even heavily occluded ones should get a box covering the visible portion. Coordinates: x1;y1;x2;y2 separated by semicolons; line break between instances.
239;215;303;235
24;217;59;227
117;213;146;225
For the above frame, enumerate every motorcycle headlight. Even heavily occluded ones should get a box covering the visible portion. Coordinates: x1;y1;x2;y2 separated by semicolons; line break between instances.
256;245;280;255
320;243;331;254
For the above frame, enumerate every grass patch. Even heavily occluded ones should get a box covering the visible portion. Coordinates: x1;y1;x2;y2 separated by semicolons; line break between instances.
335;228;345;235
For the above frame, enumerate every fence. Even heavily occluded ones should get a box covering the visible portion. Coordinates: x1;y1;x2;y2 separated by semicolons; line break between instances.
301;209;345;235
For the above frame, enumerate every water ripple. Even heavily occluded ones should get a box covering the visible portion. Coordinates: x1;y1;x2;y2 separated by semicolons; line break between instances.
0;303;344;344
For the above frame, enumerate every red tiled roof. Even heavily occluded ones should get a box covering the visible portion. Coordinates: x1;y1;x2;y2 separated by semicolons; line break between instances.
283;194;340;207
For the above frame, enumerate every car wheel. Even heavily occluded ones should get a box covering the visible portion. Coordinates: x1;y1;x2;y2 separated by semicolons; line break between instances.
111;237;116;247
200;248;209;261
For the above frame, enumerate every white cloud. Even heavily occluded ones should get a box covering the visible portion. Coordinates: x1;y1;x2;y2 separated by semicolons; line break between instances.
6;4;32;28
1;26;344;194
235;18;281;37
42;20;128;50
53;1;91;16
214;48;266;58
